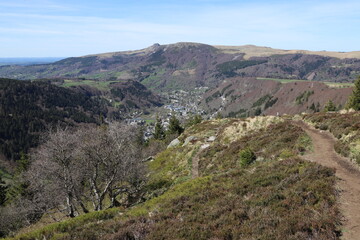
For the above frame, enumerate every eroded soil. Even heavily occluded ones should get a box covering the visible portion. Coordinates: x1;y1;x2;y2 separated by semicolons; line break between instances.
294;121;360;240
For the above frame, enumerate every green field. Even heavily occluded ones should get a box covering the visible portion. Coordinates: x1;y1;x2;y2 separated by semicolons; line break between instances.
324;82;354;88
256;77;301;84
257;77;354;88
62;79;125;91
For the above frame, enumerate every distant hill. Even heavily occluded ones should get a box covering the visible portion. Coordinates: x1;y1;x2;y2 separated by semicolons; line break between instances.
108;80;163;112
53;78;164;114
215;44;360;59
201;77;352;117
0;57;65;66
0;78;164;162
0;43;359;91
0;78;108;162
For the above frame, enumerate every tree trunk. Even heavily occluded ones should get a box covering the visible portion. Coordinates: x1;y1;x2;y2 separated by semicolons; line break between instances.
66;194;77;218
109;188;121;208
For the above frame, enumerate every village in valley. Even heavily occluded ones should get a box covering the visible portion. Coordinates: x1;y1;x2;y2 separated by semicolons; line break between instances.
124;87;208;139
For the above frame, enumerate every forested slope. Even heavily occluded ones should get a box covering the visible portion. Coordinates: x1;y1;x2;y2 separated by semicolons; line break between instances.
0;78;107;161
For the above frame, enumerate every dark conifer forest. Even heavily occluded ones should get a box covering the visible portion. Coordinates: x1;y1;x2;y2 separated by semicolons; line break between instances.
0;78;107;161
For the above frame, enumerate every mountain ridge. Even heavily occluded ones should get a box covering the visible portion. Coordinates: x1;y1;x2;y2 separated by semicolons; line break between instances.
0;42;359;91
83;42;360;60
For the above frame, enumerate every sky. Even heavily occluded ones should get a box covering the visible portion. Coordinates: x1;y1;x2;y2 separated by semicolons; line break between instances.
0;0;360;57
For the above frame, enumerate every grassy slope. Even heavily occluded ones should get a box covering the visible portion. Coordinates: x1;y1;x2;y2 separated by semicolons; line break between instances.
5;117;341;240
61;79;126;91
257;77;354;88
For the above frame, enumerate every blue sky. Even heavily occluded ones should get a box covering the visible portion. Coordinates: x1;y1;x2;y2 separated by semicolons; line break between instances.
1;0;360;57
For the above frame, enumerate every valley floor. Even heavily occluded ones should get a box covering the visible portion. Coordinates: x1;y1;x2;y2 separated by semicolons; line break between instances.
295;121;360;240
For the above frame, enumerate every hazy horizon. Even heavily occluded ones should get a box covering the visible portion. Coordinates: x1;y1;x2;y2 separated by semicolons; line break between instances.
1;0;360;57
1;42;360;59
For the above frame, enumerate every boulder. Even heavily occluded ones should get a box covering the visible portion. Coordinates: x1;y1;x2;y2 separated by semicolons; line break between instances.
182;136;197;147
207;136;216;142
167;138;180;148
200;144;210;149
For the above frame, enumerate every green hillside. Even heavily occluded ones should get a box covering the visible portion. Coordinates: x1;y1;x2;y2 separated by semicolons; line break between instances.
5;116;342;240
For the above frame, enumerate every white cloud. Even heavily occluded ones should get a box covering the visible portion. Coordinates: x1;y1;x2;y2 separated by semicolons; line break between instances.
1;0;360;56
0;0;75;11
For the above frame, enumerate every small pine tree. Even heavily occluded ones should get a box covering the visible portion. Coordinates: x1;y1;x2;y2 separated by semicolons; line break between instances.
136;126;146;146
310;102;321;112
3;152;29;204
185;114;203;127
324;100;336;112
168;114;184;135
215;112;223;119
310;103;316;112
239;148;256;167
0;175;7;206
254;107;262;116
347;76;360;110
153;116;165;140
16;152;30;174
193;114;203;124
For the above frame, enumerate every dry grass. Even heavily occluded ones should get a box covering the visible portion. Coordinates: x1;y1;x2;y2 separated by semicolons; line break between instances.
214;45;360;60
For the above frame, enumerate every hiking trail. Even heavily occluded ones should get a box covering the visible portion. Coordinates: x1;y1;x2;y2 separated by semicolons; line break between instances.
294;121;360;240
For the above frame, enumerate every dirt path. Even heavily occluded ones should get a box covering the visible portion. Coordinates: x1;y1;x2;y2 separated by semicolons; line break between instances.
294;121;360;240
192;154;199;179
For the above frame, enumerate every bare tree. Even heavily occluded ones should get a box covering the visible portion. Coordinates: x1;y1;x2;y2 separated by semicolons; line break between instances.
107;123;146;208
78;123;145;211
27;123;146;217
28;126;87;217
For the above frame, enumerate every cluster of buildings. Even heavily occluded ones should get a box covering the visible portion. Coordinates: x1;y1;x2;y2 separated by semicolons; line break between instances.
123;88;207;140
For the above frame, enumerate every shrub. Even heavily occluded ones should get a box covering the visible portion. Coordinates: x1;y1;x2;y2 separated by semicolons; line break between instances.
295;90;314;105
346;76;360;110
324;100;337;112
254;107;262;116
319;124;329;130
239;148;256;167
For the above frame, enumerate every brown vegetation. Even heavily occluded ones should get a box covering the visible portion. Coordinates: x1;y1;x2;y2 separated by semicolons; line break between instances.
202;77;352;117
